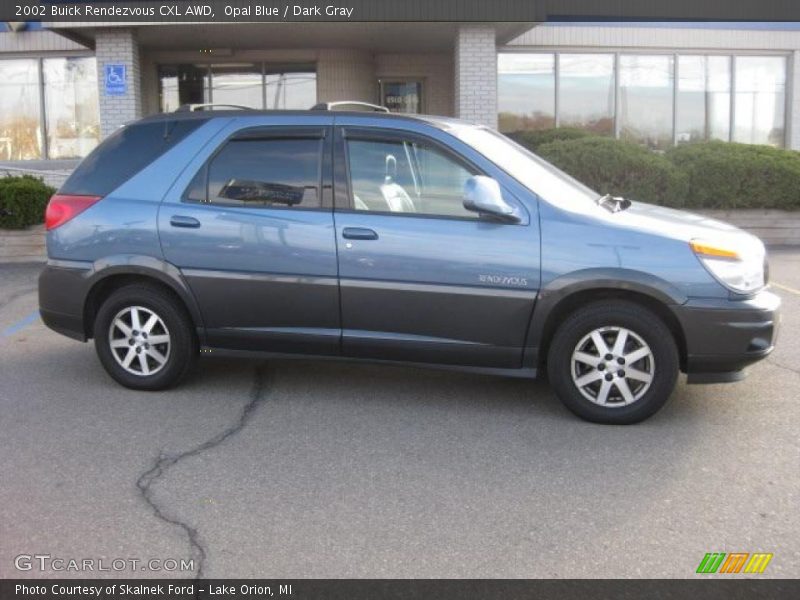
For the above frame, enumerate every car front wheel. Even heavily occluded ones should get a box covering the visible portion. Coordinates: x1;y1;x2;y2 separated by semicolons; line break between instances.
547;301;679;424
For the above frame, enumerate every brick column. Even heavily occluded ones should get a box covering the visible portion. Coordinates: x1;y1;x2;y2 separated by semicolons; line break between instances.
454;25;497;128
95;28;143;138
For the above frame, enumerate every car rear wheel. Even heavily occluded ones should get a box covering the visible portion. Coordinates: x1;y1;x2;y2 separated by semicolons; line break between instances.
94;284;197;390
547;301;679;424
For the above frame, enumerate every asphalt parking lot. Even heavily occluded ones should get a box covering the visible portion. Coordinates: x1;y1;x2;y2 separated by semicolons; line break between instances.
1;251;798;579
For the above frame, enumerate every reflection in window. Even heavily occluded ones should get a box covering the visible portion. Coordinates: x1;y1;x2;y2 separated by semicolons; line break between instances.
619;55;674;150
43;57;100;159
498;54;555;132
677;56;731;144
212;63;263;109
559;54;615;135
734;56;787;147
265;70;317;109
0;59;43;160
158;64;210;112
198;138;322;208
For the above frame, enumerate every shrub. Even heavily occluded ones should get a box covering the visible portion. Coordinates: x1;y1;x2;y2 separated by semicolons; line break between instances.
535;137;689;207
506;128;593;153
0;175;56;229
665;141;800;210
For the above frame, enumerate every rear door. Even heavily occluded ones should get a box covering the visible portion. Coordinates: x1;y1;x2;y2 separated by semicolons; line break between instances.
159;120;340;354
333;124;540;368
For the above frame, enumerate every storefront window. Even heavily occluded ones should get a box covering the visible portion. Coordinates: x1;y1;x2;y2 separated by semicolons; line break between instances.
677;56;731;144
265;70;317;109
619;55;674;150
212;63;263;108
498;53;555;132
43;57;100;159
0;59;43;161
158;64;211;112
734;56;787;147
558;54;615;135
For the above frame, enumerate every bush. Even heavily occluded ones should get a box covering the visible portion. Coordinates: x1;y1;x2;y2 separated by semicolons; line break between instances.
506;128;592;153
535;137;689;207
0;175;56;229
665;141;800;210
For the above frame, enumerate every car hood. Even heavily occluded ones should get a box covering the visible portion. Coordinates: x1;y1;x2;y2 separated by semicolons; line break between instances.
607;201;762;247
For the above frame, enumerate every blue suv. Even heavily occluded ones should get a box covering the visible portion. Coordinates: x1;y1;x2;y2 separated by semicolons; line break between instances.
38;104;780;423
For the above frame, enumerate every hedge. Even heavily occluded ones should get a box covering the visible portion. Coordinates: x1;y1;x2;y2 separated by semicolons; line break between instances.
664;141;800;210
0;175;56;230
535;137;689;207
507;128;592;153
509;129;800;210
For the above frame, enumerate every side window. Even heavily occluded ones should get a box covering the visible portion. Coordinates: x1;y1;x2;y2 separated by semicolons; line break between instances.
185;137;322;208
346;137;477;219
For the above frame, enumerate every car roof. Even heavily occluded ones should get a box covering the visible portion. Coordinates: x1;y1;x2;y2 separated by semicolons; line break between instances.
136;109;471;131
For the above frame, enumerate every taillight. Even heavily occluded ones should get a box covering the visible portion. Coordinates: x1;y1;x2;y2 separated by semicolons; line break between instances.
45;194;102;231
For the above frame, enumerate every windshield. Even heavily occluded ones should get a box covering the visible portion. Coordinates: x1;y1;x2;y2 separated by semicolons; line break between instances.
449;125;599;207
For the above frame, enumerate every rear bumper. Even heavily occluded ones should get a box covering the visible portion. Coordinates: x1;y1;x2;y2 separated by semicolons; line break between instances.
673;289;780;384
38;259;92;342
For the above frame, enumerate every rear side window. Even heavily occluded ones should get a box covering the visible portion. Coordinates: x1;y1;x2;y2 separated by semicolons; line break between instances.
60;119;206;196
184;137;323;209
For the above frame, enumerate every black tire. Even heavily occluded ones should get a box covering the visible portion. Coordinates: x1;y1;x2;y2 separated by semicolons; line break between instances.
94;284;197;391
547;301;679;424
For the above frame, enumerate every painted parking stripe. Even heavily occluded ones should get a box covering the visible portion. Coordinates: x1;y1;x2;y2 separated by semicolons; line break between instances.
1;311;40;338
772;282;800;297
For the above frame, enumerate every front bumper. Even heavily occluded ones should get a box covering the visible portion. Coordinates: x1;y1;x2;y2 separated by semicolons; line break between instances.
672;289;780;384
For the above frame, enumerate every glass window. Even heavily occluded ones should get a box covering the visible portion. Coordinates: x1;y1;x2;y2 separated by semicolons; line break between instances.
43;57;100;159
158;64;210;112
189;138;322;208
347;138;476;218
619;55;675;150
559;54;615;135
0;59;43;160
677;56;731;144
734;56;787;147
265;70;317;109
211;63;263;109
498;53;555;133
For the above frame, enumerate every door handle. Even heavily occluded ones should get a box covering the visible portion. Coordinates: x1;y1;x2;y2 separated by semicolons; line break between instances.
170;215;201;229
342;227;378;240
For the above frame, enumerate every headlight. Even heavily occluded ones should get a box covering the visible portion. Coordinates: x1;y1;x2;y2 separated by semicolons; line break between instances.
690;238;766;293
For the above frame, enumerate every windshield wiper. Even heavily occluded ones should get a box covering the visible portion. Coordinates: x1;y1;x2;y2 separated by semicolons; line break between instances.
596;193;631;213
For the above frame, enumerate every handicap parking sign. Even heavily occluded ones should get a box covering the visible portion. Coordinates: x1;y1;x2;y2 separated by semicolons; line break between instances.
104;64;127;96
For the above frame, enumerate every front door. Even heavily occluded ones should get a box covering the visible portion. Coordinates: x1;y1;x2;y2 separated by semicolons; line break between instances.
333;126;540;368
159;125;340;354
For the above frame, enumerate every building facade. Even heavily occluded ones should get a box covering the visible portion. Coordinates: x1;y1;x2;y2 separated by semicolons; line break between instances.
0;21;798;171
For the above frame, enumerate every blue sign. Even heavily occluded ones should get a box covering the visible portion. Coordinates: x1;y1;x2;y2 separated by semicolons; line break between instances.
104;64;127;96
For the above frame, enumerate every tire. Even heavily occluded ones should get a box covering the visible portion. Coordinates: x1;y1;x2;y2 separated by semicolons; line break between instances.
94;284;197;391
547;300;679;424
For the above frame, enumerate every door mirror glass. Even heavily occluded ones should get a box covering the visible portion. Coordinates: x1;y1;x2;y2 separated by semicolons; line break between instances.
463;176;520;223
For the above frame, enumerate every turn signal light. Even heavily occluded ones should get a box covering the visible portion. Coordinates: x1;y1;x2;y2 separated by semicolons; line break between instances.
689;240;740;260
45;194;102;231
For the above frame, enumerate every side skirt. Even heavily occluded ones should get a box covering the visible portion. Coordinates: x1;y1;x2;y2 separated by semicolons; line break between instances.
200;346;539;380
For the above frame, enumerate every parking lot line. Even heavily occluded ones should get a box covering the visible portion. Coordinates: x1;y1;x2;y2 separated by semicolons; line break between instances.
772;282;800;297
1;310;40;338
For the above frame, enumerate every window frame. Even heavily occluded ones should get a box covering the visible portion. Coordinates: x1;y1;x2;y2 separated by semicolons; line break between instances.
336;126;511;223
181;125;333;211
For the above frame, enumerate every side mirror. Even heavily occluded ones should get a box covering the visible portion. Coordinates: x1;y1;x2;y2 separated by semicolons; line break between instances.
463;176;520;223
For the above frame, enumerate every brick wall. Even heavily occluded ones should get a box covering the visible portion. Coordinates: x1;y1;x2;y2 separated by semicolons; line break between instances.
792;51;800;151
95;28;143;138
375;53;454;116
316;49;375;104
455;26;497;128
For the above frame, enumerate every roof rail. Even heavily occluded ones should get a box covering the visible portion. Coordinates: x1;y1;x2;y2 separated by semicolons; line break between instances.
311;101;390;113
175;103;254;112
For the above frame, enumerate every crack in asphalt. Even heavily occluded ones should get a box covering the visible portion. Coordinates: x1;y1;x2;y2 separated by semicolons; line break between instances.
766;358;800;376
135;363;271;579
